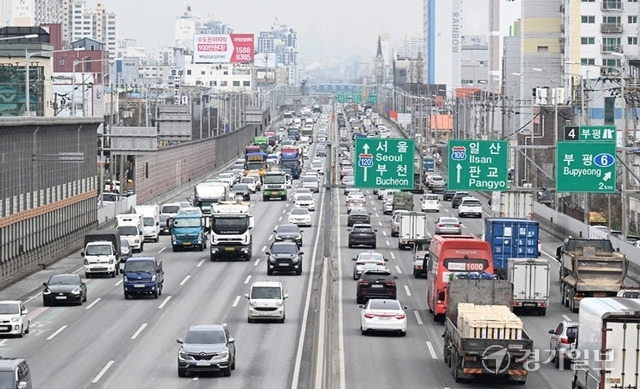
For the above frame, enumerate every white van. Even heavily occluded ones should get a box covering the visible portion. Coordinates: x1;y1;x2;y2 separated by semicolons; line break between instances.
116;214;144;253
245;281;288;323
134;205;161;242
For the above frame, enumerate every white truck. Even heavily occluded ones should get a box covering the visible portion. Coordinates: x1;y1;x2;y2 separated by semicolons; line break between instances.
116;214;144;253
572;297;640;389
194;182;229;214
134;205;160;243
398;211;428;250
491;191;534;219
507;258;550;316
209;200;254;261
81;230;121;278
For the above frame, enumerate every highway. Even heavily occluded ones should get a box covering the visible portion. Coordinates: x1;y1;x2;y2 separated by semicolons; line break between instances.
0;108;581;388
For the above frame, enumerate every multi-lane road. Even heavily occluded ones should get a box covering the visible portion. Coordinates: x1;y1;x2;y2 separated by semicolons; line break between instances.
0;111;580;388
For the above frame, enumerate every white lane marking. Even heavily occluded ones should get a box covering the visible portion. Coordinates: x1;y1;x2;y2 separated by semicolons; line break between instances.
404;285;412;297
395;265;402;274
282;209;287;214
254;258;261;267
85;298;101;310
179;276;190;286
232;295;241;308
375;213;379;218
262;246;267;252
0;340;7;347
158;247;166;253
268;234;273;241
244;275;252;284
131;323;148;339
114;279;123;287
426;341;438;359
25;293;40;304
158;296;172;309
197;259;205;267
382;231;387;236
378;221;383;226
563;314;572;322
414;310;423;325
386;240;390;246
92;360;115;383
47;325;67;341
390;252;396;259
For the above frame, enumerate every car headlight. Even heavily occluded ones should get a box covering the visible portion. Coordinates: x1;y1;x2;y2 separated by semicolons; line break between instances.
124;276;129;282
43;288;51;295
178;350;192;361
269;256;276;263
151;275;156;282
71;287;81;295
84;259;89;265
10;316;19;323
275;301;283;307
291;256;299;263
108;259;114;264
217;350;229;359
249;301;258;306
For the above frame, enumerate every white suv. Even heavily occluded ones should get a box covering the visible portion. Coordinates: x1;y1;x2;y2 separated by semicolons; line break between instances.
458;197;483;218
245;281;288;323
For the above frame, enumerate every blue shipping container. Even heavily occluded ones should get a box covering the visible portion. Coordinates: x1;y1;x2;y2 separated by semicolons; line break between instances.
484;218;539;278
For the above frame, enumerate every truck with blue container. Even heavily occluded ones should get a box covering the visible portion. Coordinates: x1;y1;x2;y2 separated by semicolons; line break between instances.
280;147;301;179
483;218;540;280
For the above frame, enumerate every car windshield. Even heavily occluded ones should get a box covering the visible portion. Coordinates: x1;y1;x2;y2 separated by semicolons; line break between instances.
291;208;308;215
297;194;313;201
143;217;155;227
125;261;156;273
185;329;225;345
368;299;400;310
358;253;384;261
352;226;372;232
272;244;298;254
361;272;392;281
232;185;249;192
48;275;78;285
85;244;112;255
251;287;281;299
0;303;19;315
240;178;254;184
172;218;203;228
117;226;138;236
462;200;482;207
277;225;299;234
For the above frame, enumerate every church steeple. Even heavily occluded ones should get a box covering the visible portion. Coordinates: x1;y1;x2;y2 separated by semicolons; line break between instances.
375;35;385;85
376;36;383;60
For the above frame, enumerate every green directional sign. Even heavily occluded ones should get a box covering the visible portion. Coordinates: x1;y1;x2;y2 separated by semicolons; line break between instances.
351;93;362;103
367;94;378;104
354;138;414;189
447;140;509;191
337;92;348;103
556;142;616;193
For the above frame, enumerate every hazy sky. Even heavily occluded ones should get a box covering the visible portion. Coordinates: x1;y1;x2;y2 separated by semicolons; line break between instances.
87;0;423;64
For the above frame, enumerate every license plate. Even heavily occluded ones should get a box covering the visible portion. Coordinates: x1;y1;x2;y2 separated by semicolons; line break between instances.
371;284;383;288
134;284;145;288
196;361;210;366
1;326;11;331
183;242;192;246
279;263;289;266
225;247;235;252
523;302;537;307
56;296;67;299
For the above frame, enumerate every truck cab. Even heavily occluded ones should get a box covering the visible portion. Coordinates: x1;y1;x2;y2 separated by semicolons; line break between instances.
210;201;254;261
121;257;164;299
168;208;208;252
82;240;119;278
116;214;144;253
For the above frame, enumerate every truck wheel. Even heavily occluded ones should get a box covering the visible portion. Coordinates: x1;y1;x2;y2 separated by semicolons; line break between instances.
172;245;178;252
452;350;462;382
178;367;187;377
538;307;546;316
413;269;419;278
158;284;162;296
155;236;159;243
124;293;130;300
267;267;273;275
199;244;204;252
153;290;158;299
140;243;144;252
244;255;251;262
111;269;116;278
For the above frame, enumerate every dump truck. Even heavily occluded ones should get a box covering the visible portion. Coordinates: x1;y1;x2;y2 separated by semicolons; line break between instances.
572;298;640;389
557;238;627;313
442;278;533;384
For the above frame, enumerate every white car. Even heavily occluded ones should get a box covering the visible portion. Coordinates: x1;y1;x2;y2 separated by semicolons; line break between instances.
383;199;393;215
359;299;407;336
421;194;441;212
346;192;366;205
458;197;483;218
245;281;288;323
292;188;313;203
347;198;366;213
295;194;316;211
352;251;388;280
288;207;312;227
240;176;258;193
216;173;236;187
0;300;29;337
310;161;324;175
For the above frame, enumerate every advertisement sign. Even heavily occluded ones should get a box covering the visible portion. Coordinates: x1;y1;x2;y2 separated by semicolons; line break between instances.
193;34;255;63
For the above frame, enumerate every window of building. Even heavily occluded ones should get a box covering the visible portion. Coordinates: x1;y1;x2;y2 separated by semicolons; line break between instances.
603;16;621;24
220;81;227;86
243;81;250;87
537;46;549;52
629;16;638;23
210;81;217;86
629;0;638;3
603;0;622;8
582;0;595;2
604;97;615;124
232;81;240;87
603;37;622;51
629;37;638;45
581;58;596;65
201;70;205;75
602;58;621;68
186;69;191;75
581;16;595;23
581;37;595;44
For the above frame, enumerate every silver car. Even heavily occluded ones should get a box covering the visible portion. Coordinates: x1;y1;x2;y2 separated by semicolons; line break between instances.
434;216;462;235
548;321;578;369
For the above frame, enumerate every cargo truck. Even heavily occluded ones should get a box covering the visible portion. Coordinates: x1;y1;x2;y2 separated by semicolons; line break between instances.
194;182;228;214
168;207;208;252
392;191;414;213
262;168;289;201
507;258;550;315
397;212;428;250
572;297;640;389
209;200;254;261
134;205;160;243
280;147;301;179
442;278;533;384
121;256;164;299
483;218;540;279
557;238;627;313
82;230;121;278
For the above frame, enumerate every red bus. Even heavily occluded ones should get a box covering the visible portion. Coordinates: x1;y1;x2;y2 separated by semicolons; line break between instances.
426;235;493;321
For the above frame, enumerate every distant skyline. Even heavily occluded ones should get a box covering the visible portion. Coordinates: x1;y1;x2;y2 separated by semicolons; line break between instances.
87;0;423;64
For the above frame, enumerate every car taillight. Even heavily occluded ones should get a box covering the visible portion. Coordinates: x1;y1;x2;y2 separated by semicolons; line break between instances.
385;280;396;286
359;279;370;286
559;337;570;344
394;314;406;319
438;224;444;227
454;224;460;228
364;313;375;318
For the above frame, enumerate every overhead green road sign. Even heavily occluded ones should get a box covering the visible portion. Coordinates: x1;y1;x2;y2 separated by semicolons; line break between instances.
354;138;414;189
367;94;378;104
556;142;616;193
447;140;509;191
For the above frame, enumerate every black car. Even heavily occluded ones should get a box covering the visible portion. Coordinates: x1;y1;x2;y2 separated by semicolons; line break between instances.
177;324;236;377
42;274;87;306
442;190;456;202
266;241;304;275
347;208;371;227
230;184;251;201
348;224;377;249
451;191;471;208
159;214;171;235
356;269;398;304
273;224;303;247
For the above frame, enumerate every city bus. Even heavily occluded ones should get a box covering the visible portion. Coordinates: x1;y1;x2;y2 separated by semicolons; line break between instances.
425;234;493;321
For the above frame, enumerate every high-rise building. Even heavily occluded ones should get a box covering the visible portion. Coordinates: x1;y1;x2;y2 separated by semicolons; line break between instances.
488;0;521;93
174;6;199;52
256;20;298;85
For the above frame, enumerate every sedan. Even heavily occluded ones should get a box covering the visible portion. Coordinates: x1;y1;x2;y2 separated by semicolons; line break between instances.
347;208;371;227
288;207;312;227
352;251;388;280
231;184;251;201
442;190;456;201
360;299;407;336
42;274;87;306
177;324;236;377
435;216;462;235
294;194;316;211
274;223;303;247
356;269;397;303
0;300;29;337
291;188;312;203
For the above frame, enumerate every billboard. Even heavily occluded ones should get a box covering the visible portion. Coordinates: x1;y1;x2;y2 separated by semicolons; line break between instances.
193;34;254;64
